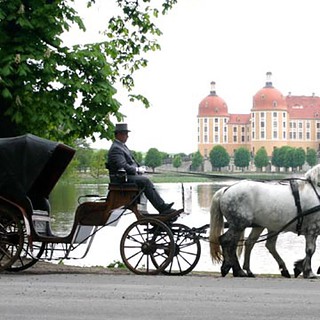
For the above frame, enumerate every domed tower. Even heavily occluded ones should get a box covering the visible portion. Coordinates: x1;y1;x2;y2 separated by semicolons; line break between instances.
197;81;229;157
250;72;288;156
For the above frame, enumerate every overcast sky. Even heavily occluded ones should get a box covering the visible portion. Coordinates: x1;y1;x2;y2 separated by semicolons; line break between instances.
63;0;320;154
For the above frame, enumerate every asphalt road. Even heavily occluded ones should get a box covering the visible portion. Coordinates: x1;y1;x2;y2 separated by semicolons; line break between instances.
1;270;320;320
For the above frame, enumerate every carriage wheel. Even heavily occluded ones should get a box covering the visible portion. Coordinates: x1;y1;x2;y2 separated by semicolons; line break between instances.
152;223;201;276
5;226;45;272
120;218;175;275
0;205;24;272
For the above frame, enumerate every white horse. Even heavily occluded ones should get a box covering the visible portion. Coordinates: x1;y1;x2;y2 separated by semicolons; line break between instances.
209;164;320;278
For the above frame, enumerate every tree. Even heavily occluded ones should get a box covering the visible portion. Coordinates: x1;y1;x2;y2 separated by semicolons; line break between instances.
172;154;182;170
234;147;250;171
271;147;281;169
254;147;269;170
272;146;291;170
190;151;203;171
0;1;177;143
90;149;108;178
306;148;317;167
294;147;306;170
145;148;162;172
284;146;295;170
132;151;143;165
74;147;93;172
209;145;230;171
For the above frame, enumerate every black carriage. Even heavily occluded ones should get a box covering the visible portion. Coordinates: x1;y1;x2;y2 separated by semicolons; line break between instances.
0;134;205;275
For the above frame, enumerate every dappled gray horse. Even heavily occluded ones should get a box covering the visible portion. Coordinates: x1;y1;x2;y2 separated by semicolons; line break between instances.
209;164;320;278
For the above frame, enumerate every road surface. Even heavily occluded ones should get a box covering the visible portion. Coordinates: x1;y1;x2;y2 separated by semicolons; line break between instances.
0;265;319;320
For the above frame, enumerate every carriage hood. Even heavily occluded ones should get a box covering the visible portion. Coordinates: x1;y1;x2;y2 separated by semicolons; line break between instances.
0;134;75;206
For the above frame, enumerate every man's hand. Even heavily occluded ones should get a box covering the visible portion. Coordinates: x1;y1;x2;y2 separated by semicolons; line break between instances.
136;166;146;174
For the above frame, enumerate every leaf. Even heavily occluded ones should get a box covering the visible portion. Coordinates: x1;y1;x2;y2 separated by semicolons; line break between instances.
2;88;12;99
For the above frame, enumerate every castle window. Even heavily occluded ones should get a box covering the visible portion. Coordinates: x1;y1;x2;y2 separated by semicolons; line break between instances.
273;101;278;108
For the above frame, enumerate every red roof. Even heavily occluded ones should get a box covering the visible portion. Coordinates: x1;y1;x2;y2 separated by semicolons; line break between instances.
252;86;287;111
198;94;229;117
228;114;250;124
286;95;320;119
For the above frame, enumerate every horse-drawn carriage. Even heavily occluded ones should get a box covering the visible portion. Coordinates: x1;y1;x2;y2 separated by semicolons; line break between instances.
0;134;207;275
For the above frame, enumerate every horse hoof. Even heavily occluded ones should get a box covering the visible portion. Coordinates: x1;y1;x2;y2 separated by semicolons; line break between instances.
246;271;255;278
221;265;231;277
294;267;301;278
233;270;247;277
304;272;317;279
317;267;320;275
281;269;291;278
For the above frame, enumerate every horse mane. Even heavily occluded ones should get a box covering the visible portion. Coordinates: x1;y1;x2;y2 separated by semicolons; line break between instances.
305;164;320;185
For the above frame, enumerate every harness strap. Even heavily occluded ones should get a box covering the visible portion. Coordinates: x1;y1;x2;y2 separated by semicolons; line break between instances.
289;180;303;235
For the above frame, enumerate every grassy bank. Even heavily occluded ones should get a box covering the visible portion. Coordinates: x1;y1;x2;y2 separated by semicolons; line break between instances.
66;170;297;185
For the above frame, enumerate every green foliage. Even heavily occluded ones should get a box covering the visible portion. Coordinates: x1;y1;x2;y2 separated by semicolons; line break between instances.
272;146;291;168
306;148;317;167
75;147;93;172
172;154;182;170
0;0;177;142
145;147;162;171
294;147;305;168
209;145;230;171
254;147;269;169
132;150;143;164
234;147;250;170
271;147;281;167
90;149;108;178
191;151;203;171
272;146;306;170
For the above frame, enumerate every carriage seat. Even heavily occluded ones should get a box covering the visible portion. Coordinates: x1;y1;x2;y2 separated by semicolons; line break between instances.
108;182;140;192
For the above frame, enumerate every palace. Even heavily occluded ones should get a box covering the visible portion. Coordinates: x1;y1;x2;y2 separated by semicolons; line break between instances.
197;72;320;158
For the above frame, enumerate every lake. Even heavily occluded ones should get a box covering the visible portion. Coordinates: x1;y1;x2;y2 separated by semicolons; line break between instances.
49;180;320;276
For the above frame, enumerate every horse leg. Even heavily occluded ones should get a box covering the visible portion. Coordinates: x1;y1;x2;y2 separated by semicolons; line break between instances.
265;231;290;278
243;227;264;277
294;234;317;279
219;227;247;277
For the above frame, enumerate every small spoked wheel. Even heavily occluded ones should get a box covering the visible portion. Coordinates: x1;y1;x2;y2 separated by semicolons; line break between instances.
0;205;24;272
6;230;45;272
153;223;201;276
120;218;175;275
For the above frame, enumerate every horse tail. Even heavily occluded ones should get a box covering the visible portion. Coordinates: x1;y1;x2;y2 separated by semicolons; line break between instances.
209;187;227;263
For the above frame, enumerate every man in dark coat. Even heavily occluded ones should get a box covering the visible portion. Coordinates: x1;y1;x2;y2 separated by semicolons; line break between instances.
107;123;175;214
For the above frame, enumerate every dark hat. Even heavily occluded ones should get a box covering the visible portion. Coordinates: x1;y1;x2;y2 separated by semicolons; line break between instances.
115;123;130;133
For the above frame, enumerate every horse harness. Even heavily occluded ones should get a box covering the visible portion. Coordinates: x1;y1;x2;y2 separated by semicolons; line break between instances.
290;178;320;235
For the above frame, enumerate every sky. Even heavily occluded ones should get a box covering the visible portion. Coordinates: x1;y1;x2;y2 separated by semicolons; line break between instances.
63;0;320;154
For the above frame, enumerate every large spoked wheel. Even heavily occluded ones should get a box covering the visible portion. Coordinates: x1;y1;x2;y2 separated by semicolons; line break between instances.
154;223;201;276
120;218;175;275
0;205;24;272
6;229;45;272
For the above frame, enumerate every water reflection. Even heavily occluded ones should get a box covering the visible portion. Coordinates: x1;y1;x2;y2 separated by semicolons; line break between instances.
48;180;320;275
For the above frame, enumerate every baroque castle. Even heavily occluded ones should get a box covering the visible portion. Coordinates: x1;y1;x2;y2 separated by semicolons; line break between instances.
197;72;320;158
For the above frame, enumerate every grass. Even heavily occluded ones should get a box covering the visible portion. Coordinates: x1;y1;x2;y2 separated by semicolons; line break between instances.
64;170;298;185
